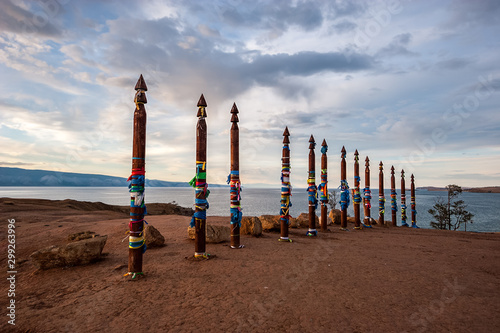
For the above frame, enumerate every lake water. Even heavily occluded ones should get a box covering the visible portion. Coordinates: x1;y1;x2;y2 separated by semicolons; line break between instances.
1;187;499;233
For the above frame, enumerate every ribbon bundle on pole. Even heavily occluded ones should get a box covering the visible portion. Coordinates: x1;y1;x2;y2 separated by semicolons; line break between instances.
390;166;398;227
229;103;244;248
378;161;386;225
318;139;328;232
411;174;419;228
363;156;372;227
307;135;317;237
279;127;292;242
353;150;362;229
401;169;409;227
125;74;148;279
340;146;350;230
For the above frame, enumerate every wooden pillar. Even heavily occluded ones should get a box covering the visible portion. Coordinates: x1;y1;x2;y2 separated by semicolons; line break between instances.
401;169;409;227
411;174;419;228
340;146;349;230
279;127;292;242
319;139;328;232
194;94;210;257
390;166;398;227
307;135;317;236
378;161;385;225
126;74;147;279
353;150;362;229
230;103;244;248
363;157;372;227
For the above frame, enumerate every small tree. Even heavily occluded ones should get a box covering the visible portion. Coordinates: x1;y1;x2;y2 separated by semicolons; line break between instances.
328;190;338;210
428;184;474;231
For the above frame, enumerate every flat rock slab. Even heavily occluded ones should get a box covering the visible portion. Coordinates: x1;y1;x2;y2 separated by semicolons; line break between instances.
30;235;108;270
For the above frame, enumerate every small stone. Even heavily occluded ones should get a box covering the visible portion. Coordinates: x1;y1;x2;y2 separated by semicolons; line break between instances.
329;209;341;225
294;213;319;228
240;216;262;236
144;225;165;248
259;215;281;231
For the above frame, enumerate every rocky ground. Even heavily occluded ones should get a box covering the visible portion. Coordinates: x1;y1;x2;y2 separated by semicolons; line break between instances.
1;198;499;332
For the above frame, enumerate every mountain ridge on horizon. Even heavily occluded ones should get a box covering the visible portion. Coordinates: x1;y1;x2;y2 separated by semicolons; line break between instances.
0;167;192;187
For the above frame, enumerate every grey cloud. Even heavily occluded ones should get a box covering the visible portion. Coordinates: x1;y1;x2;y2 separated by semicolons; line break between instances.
221;0;323;32
331;20;357;34
447;0;500;27
0;1;63;36
96;14;374;106
435;57;473;70
376;33;417;58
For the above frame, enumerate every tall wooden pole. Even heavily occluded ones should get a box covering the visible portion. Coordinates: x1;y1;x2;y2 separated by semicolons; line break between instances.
363;156;372;227
307;135;317;237
279;127;292;242
230;103;243;248
126;74;147;279
401;169;409;227
340;146;349;230
378;161;385;226
319;139;328;232
353;150;362;229
390;166;398;227
194;94;210;257
411;174;419;228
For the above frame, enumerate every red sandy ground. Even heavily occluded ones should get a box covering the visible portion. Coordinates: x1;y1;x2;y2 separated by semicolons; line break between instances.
1;198;499;333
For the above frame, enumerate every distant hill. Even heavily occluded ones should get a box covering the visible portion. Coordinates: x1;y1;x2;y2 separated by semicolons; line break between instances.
0;167;190;187
417;186;500;193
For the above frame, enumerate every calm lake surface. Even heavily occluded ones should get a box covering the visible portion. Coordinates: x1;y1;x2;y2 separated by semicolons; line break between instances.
1;187;499;233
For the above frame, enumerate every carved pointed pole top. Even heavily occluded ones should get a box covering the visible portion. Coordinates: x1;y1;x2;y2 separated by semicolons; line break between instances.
230;102;239;114
135;74;148;91
197;94;207;118
411;174;414;181
401;169;405;177
283;126;290;144
379;161;383;170
341;146;346;159
391;165;395;175
354;149;359;162
230;103;239;122
365;156;370;167
309;135;315;149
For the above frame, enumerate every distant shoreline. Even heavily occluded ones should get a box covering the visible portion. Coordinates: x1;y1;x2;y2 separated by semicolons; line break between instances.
418;186;500;193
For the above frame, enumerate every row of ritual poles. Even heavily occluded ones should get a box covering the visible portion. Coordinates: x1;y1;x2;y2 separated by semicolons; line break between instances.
278;128;419;243
125;75;418;279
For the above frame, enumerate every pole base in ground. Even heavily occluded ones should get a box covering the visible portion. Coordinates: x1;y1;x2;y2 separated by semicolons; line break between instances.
278;237;292;242
306;229;317;236
411;223;420;228
123;272;144;280
401;222;410;227
231;245;245;249
194;252;212;259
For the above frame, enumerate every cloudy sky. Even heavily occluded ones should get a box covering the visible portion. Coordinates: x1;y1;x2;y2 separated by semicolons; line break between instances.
1;0;499;188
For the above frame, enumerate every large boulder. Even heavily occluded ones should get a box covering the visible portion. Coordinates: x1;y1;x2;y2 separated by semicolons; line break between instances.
144;225;165;248
294;213;319;228
259;215;281;231
187;224;230;243
329;209;341;225
241;216;262;236
30;235;107;270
